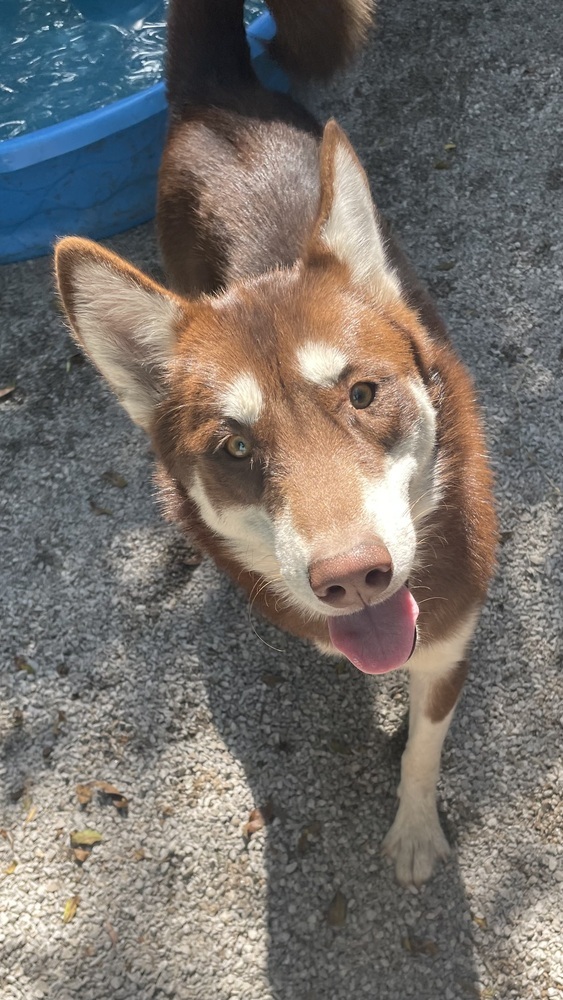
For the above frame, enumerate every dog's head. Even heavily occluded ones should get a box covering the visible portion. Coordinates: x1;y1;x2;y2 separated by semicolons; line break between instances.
56;123;444;673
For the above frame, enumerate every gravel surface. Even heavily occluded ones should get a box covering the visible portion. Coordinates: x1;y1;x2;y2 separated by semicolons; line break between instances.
1;0;562;998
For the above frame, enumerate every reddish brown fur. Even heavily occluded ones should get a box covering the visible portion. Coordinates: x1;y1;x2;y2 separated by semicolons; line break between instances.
57;0;497;672
151;262;496;651
426;661;470;723
54;0;498;888
55;229;497;659
158;109;322;295
268;0;375;79
160;264;423;530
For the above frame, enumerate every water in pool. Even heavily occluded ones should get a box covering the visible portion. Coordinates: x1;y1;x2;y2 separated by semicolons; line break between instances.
0;1;268;139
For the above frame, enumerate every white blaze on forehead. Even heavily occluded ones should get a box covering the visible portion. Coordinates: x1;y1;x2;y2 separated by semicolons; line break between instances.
220;372;263;424
296;341;348;388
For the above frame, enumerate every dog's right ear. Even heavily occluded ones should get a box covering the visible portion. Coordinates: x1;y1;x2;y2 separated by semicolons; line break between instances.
55;238;187;431
305;121;402;307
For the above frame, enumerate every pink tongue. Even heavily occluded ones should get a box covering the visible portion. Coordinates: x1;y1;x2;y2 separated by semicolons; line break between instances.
327;585;419;674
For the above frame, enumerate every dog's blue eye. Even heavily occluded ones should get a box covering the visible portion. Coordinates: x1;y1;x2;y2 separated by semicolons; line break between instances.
350;382;376;409
225;435;252;459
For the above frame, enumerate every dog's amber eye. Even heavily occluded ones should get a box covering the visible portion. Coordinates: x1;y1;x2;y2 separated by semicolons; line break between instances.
350;382;376;409
225;435;252;459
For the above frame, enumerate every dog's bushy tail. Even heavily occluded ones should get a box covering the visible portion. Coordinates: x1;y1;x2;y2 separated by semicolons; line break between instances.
166;0;375;105
267;0;375;79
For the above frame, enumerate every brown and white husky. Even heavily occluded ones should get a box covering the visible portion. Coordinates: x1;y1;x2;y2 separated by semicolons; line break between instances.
55;0;497;886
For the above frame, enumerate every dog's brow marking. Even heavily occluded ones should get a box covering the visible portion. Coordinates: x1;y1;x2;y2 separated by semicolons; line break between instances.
296;342;348;388
220;372;264;424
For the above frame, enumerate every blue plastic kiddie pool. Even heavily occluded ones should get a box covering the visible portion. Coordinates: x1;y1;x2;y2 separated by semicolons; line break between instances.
0;6;287;265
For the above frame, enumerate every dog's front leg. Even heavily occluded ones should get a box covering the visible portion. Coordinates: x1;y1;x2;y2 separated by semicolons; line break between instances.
382;645;471;887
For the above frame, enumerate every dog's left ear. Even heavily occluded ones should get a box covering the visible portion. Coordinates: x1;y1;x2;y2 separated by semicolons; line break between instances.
306;120;402;306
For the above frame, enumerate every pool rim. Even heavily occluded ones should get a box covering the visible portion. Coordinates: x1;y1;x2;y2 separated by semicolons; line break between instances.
0;10;276;173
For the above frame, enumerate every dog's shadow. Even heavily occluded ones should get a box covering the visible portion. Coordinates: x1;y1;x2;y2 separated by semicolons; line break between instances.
145;543;482;999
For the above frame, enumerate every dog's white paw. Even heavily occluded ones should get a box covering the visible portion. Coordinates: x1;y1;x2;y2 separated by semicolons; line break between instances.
382;799;450;888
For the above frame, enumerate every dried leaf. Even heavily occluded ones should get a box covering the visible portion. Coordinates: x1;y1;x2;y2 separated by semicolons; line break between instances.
75;783;93;806
104;920;119;946
243;816;264;838
133;848;146;862
73;847;91;864
71;819;104;863
402;935;438;957
0;829;13;846
260;800;275;823
89;499;112;517
326;890;347;927
434;160;452;170
472;914;488;930
14;655;36;676
94;781;128;814
52;710;66;736
328;738;352;755
12;708;24;728
102;470;128;489
24;805;37;824
66;353;85;373
4;860;18;876
444;141;457;152
70;829;102;848
242;800;274;839
0;385;16;401
261;672;282;687
94;780;120;796
63;896;79;924
297;821;322;857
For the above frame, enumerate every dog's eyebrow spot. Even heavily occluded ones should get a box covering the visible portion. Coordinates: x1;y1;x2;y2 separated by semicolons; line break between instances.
220;372;264;424
296;341;348;388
